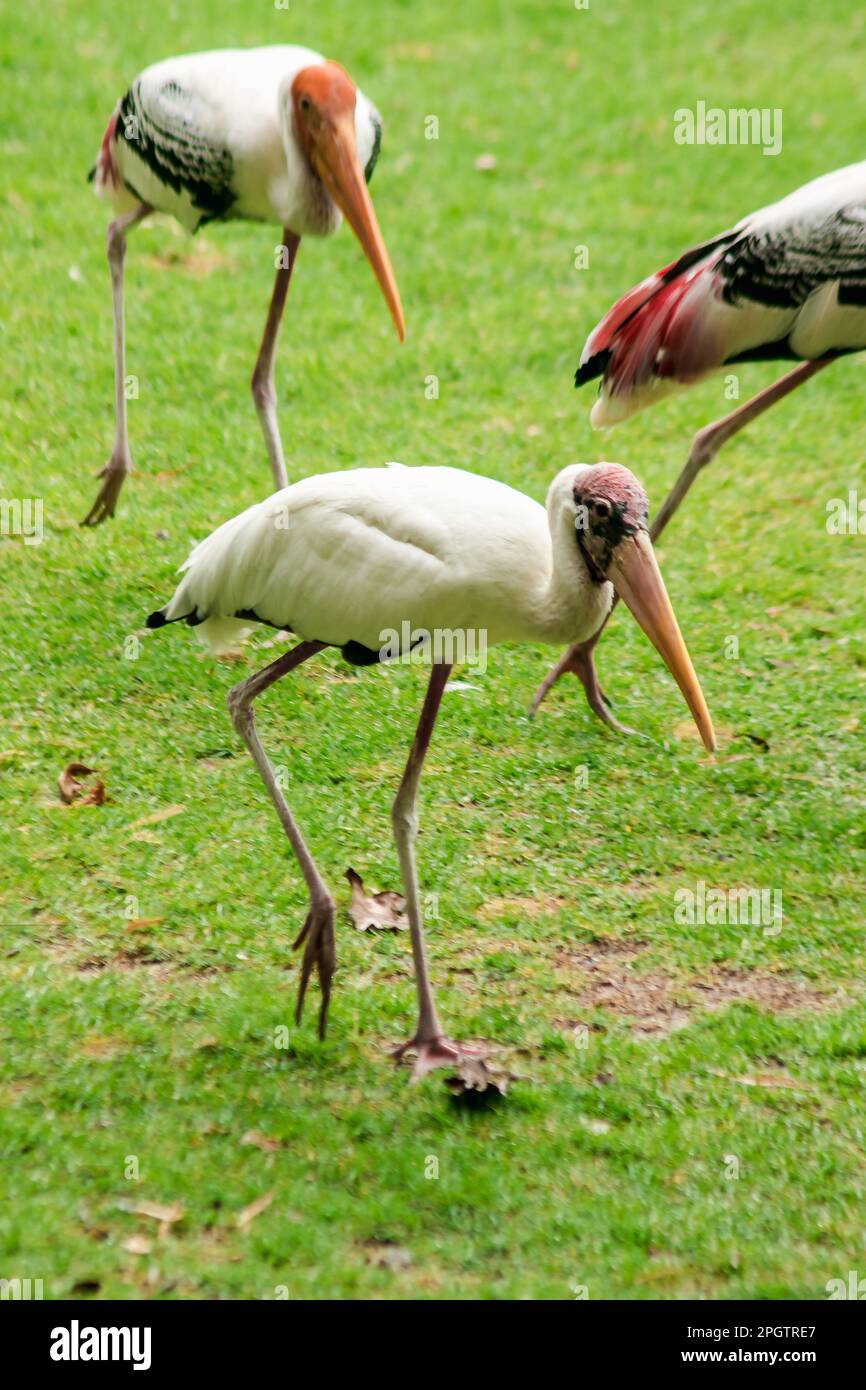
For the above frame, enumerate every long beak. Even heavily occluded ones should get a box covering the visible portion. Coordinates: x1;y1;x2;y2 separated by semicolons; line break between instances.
312;116;405;341
608;530;716;753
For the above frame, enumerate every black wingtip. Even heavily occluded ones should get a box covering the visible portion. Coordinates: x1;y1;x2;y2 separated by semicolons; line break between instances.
146;610;167;630
575;350;610;389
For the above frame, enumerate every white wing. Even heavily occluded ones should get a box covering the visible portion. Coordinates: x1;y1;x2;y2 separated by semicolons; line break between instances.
154;466;552;654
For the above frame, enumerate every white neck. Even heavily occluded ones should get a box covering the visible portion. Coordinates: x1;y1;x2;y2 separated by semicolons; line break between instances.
527;466;613;644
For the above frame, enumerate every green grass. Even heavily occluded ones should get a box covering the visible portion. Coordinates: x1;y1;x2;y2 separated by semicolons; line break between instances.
1;0;865;1300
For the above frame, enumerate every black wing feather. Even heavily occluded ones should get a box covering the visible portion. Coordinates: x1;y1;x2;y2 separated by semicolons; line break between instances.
364;109;383;184
116;78;236;226
718;205;866;309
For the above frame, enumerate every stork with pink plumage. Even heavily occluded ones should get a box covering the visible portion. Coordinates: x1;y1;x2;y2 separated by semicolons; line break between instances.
86;45;404;525
533;160;866;722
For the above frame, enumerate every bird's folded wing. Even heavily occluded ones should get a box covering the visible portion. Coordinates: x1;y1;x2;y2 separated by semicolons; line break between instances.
259;497;452;648
718;203;866;311
116;74;236;224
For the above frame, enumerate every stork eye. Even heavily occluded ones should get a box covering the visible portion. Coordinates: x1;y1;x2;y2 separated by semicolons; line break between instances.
593;499;611;518
299;96;312;112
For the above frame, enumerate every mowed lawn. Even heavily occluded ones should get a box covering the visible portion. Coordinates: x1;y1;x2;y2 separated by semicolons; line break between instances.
1;0;865;1300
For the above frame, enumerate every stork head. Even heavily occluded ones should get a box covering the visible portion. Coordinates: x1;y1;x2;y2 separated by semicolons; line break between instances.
291;61;405;342
573;462;715;753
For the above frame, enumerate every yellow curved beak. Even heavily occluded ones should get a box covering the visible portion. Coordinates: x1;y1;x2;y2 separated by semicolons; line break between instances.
312;115;406;342
608;530;716;753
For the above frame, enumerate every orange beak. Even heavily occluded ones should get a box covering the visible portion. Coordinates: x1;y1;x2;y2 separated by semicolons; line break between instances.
311;115;405;342
609;530;716;753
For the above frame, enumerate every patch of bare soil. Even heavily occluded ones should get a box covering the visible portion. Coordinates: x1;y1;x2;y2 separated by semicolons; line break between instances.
478;895;568;922
554;940;843;1037
142;241;236;278
689;969;835;1013
46;941;223;982
75;950;173;979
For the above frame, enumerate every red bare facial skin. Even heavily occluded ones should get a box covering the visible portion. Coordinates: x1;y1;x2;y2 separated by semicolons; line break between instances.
570;462;716;754
573;463;650;537
291;61;358;157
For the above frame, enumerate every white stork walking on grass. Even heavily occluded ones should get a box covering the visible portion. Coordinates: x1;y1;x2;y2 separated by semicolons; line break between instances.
85;46;404;525
146;460;714;1081
532;160;866;723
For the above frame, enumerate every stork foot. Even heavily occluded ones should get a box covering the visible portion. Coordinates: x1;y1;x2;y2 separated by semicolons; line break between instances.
81;455;130;526
393;1033;487;1081
293;896;336;1039
530;638;637;736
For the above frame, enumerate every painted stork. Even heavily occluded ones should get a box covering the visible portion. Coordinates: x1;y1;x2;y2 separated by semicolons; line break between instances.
85;46;404;526
146;460;714;1078
532;160;866;723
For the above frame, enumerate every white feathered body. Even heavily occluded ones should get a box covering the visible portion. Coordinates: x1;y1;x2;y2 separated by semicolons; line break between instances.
93;46;382;235
157;465;611;656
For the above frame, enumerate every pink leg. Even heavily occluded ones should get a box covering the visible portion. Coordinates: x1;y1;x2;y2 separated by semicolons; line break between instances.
529;612;631;729
227;639;335;1038
530;357;835;721
82;202;151;526
648;357;833;540
390;664;485;1079
252;229;300;491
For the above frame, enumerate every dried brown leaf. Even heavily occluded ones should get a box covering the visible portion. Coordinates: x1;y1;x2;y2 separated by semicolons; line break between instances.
345;868;406;932
444;1056;513;1101
80;1034;122;1058
236;1190;275;1230
131;1200;185;1226
734;1072;811;1091
709;1068;813;1091
240;1130;284;1153
122;1233;152;1256
58;762;103;804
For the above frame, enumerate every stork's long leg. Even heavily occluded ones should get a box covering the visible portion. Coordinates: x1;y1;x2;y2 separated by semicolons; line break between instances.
252;229;301;491
530;357;835;720
649;357;834;539
227;639;335;1037
389;664;482;1079
82;202;151;526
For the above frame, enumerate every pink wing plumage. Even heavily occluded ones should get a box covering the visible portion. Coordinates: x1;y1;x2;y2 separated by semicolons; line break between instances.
578;162;866;427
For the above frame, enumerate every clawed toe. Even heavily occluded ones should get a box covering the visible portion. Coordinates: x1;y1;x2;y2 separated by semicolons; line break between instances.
586;690;638;738
394;1035;512;1097
563;643;639;737
81;464;129;526
293;899;336;1039
393;1034;487;1081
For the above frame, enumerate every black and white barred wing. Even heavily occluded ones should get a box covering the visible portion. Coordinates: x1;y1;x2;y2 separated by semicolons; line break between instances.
113;72;236;230
720;203;866;319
